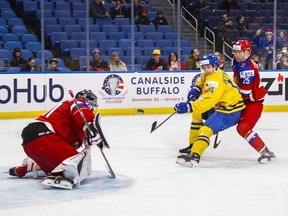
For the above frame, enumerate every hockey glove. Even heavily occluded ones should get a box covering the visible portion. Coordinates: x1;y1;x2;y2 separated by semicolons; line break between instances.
174;102;193;114
187;86;201;101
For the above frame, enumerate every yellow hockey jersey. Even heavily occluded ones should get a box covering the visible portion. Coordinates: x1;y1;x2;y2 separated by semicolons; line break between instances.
192;69;245;114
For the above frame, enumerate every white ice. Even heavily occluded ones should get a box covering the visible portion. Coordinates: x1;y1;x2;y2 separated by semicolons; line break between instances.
1;112;288;216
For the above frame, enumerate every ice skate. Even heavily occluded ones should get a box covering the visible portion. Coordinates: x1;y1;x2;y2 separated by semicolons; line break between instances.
42;175;75;190
258;147;275;164
9;165;28;178
179;144;193;154
176;152;200;167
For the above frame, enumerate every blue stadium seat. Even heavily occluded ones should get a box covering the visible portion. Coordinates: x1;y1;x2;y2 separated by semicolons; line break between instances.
157;25;173;33
137;56;153;67
79;56;93;70
0;1;11;9
98;39;117;53
162;47;178;55
143;47;161;56
63;25;82;37
45;24;62;38
78;19;95;29
136;39;154;48
55;2;71;10
146;32;163;40
0;26;8;38
20;49;34;60
165;32;179;40
7;18;24;27
59;18;77;28
72;2;85;11
1;10;16;20
21;34;38;44
73;11;86;19
121;25;137;34
57;67;71;72
139;25;156;34
102;25;119;35
120;55;133;65
107;47;124;56
6;67;21;72
114;18;130;29
43;2;54;10
51;32;69;47
25;41;41;53
119;39;134;49
70;48;86;61
108;32;126;41
0;49;12;62
96;18;113;27
2;33;19;43
0;58;6;67
36;50;53;62
155;39;173;48
60;39;79;55
127;64;143;71
0;17;7;26
4;41;23;52
127;32;144;39
126;47;142;56
42;17;58;26
79;40;98;50
179;39;191;47
54;58;65;67
70;32;86;41
11;26;28;37
90;32;107;41
182;47;193;55
54;10;71;19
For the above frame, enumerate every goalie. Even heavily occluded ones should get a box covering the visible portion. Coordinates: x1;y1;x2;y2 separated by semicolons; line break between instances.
9;90;101;189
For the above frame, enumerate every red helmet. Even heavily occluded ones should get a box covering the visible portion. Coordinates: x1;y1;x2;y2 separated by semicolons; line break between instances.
140;7;148;13
233;40;251;51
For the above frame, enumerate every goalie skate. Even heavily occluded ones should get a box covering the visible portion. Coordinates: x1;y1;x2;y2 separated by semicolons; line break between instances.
258;147;276;164
42;176;75;190
176;152;200;167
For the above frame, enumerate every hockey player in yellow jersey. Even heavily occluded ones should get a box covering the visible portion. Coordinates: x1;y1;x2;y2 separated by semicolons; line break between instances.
175;54;245;167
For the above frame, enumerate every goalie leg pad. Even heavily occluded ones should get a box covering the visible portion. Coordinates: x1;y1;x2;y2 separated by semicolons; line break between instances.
49;146;92;186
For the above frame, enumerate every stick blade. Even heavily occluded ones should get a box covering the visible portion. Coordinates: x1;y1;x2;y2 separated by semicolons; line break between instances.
150;121;158;133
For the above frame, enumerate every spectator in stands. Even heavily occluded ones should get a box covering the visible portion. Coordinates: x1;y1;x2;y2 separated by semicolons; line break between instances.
151;10;168;26
20;57;39;72
235;15;248;31
275;51;288;70
89;48;110;71
251;54;264;70
89;0;111;19
219;0;240;10
186;48;201;70
166;52;186;70
145;49;168;70
136;7;150;25
276;31;287;52
215;13;235;53
126;0;143;24
9;48;27;67
109;52;128;71
254;28;274;69
46;58;60;72
214;51;225;70
109;0;127;22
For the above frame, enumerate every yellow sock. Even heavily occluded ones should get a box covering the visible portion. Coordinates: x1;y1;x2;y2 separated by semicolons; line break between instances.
191;126;214;156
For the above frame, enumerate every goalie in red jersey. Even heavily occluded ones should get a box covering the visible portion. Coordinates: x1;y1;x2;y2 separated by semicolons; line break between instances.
232;40;275;163
9;90;102;189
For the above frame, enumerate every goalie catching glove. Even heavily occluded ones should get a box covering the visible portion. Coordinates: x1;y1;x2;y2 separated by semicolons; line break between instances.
174;102;193;114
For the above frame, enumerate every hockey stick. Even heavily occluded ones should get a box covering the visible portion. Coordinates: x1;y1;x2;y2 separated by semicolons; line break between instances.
69;90;116;178
213;133;221;149
150;110;177;133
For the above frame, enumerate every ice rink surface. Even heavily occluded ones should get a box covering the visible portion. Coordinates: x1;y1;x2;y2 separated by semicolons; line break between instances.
1;112;288;216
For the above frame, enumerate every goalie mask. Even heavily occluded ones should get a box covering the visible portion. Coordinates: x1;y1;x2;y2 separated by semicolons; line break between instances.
75;90;98;109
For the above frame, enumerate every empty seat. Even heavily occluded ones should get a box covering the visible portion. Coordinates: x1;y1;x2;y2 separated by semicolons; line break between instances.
79;40;98;50
127;32;144;39
155;39;173;48
120;55;133;65
78;18;95;28
36;50;53;62
107;47;124;56
21;34;38;44
59;18;77;27
0;17;7;26
20;49;34;60
0;1;11;9
70;32;86;41
182;47;193;55
7;18;24;27
82;24;100;32
139;25;156;34
11;26;28;37
126;47;142;56
0;49;12;62
0;26;9;38
162;47;178;55
1;10;16;20
114;18;130;28
165;32;179;40
42;17;58;26
55;2;71;10
95;18;113;27
108;32;126;41
98;39;117;52
4;41;23;51
72;2;85;11
137;56;153;66
70;47;86;61
157;25;173;33
60;39;79;55
25;41;41;53
79;56;93;70
146;32;163;40
102;25;119;34
121;25;137;34
136;39;154;48
119;39;134;48
73;11;86;19
45;25;62;38
2;33;19;43
90;32;107;41
54;10;71;19
63;25;82;36
143;47;161;56
51;32;69;47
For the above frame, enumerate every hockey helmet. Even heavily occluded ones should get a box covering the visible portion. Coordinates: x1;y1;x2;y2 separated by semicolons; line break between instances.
200;54;219;69
75;89;98;109
233;40;251;52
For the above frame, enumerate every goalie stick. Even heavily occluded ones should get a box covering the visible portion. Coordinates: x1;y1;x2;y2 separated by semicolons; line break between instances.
69;90;116;178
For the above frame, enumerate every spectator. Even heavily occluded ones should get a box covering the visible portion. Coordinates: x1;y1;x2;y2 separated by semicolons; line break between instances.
20;57;40;72
214;51;225;70
126;0;143;24
251;54;264;70
276;30;287;52
9;48;27;67
109;0;127;21
136;7;150;25
254;28;274;69
89;48;110;71
275;51;288;70
109;52;128;71
215;13;235;52
219;0;240;10
166;52;186;70
151;10;168;26
145;49;168;70
235;15;248;31
186;48;201;70
46;58;60;71
89;0;111;19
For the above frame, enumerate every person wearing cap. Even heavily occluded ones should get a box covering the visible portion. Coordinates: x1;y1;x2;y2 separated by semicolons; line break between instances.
9;48;27;67
89;48;110;72
145;49;168;71
46;58;60;71
175;54;245;167
254;28;276;69
136;7;150;25
151;10;168;26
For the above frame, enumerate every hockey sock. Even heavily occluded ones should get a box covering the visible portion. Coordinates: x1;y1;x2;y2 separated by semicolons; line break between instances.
189;121;203;144
191;126;213;156
246;131;266;152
